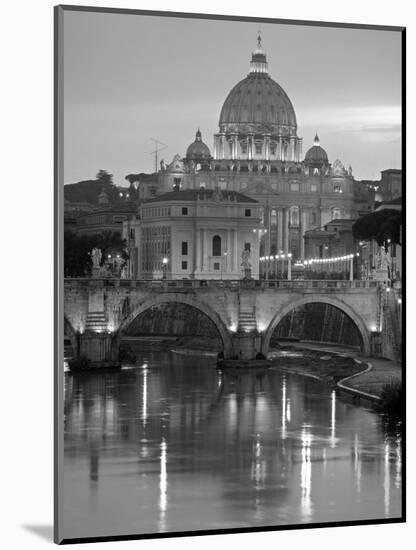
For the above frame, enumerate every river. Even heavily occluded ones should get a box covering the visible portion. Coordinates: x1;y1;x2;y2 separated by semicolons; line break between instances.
62;350;402;540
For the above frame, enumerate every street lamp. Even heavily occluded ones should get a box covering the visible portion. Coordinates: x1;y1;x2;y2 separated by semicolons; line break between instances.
162;257;169;279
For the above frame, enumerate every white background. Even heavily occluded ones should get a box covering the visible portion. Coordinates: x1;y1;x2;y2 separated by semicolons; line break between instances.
0;0;412;548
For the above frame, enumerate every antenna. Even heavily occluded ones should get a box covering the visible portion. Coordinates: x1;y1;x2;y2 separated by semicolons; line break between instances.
149;138;168;173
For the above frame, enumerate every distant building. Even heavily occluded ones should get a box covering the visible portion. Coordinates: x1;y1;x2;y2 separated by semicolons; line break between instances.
75;189;137;236
64;200;94;231
379;169;402;201
124;188;263;279
304;219;356;259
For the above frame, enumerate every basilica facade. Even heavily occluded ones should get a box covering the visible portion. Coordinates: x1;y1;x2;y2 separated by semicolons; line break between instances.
129;35;372;276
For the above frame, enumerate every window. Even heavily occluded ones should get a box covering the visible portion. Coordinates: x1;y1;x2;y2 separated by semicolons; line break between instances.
173;177;181;190
214;262;220;270
270;142;277;155
311;211;317;225
182;207;188;215
212;235;221;256
255;142;262;155
271;209;277;225
245;209;251;217
130;228;134;239
181;241;188;255
181;261;188;270
244;242;251;251
332;208;341;220
240;141;247;154
311;184;317;192
290;206;299;226
334;184;341;193
200;183;206;189
291;183;300;192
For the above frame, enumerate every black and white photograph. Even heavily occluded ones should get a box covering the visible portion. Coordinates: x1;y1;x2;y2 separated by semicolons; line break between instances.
55;5;404;544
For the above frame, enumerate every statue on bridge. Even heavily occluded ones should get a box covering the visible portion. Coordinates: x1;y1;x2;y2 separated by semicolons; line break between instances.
241;247;252;280
91;248;102;268
241;247;252;269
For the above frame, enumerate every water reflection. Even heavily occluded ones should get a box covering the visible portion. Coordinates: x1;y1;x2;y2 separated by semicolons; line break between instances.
63;351;402;540
300;426;312;520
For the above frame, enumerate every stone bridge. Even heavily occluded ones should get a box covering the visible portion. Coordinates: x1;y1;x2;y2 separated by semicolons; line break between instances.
64;278;386;362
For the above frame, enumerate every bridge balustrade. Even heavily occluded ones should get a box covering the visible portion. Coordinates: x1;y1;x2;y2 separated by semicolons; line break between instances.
64;278;382;291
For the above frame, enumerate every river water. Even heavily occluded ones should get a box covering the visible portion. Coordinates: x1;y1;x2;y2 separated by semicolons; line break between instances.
62;351;402;540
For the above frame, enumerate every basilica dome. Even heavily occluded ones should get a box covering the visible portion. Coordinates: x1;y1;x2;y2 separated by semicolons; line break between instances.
218;36;297;135
186;129;211;160
304;133;328;163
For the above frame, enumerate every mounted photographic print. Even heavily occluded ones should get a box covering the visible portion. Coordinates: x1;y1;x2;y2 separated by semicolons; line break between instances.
54;5;405;544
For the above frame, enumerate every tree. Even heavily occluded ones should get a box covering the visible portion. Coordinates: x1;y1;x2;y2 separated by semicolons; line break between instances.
64;231;129;277
96;169;113;186
353;209;402;249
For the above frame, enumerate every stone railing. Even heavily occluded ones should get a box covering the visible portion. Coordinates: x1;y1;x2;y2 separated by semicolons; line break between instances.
64;278;381;291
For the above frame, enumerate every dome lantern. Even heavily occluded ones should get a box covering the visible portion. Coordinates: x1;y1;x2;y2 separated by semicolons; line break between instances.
250;33;268;74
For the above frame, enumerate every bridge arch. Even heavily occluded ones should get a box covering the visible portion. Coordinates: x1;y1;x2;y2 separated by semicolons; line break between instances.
261;294;371;356
114;293;233;357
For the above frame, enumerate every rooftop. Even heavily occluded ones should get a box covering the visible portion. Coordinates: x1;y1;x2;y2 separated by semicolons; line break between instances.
142;189;258;204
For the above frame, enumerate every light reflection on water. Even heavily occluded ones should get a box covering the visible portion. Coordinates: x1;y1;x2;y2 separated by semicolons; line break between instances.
63;351;402;539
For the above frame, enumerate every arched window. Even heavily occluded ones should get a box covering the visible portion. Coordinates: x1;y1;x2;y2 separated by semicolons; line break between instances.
290;206;299;226
212;235;222;256
332;208;341;220
311;211;317;225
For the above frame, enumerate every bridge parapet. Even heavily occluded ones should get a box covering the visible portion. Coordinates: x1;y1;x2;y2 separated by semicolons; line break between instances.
64;278;381;292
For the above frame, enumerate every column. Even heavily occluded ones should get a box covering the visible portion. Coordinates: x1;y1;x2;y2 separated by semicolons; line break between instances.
202;229;208;272
198;229;202;272
277;208;283;253
227;229;232;273
233;229;238;277
288;256;292;281
283;208;289;254
264;135;270;161
299;208;307;260
248;135;253;161
290;137;295;161
279;136;283;161
194;228;200;274
266;206;271;256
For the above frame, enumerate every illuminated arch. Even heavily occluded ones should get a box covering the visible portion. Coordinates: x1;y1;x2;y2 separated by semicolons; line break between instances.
115;293;233;357
261;294;370;355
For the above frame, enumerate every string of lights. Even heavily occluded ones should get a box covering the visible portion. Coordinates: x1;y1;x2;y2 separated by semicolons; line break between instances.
260;253;292;261
303;253;359;266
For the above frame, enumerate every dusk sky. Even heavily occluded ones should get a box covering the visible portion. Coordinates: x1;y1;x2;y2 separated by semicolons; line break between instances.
63;10;402;185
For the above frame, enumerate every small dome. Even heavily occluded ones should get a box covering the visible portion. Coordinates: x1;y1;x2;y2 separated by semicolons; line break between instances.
186;129;211;160
304;133;328;163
